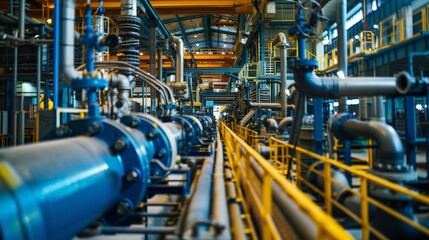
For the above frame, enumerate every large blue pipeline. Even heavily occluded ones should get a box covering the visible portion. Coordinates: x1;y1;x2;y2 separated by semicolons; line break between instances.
0;113;206;240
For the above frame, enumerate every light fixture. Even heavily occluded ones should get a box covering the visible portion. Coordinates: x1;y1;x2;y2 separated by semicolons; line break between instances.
139;52;143;56
196;43;200;46
194;35;197;38
46;18;52;25
372;0;378;11
337;70;345;79
223;44;227;47
373;24;379;29
354;35;359;40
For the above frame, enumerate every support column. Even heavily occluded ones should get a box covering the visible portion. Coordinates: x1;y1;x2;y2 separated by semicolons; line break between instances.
149;22;157;116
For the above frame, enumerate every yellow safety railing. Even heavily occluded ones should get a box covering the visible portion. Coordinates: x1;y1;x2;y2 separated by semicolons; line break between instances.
233;123;260;149
220;121;353;240
268;137;429;240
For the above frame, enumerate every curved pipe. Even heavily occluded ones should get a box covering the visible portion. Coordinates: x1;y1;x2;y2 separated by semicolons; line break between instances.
240;110;255;126
278;116;293;134
263;118;278;133
330;114;404;167
60;0;82;84
171;36;184;83
110;72;132;116
293;69;400;98
272;32;288;118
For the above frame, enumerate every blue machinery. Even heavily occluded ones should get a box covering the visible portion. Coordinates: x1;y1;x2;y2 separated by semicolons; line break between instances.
0;0;218;239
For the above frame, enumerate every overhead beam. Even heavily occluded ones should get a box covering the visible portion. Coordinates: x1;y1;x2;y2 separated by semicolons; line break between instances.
148;0;254;14
175;15;197;68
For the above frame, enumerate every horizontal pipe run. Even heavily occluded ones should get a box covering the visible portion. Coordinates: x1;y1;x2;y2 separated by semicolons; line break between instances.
293;69;400;98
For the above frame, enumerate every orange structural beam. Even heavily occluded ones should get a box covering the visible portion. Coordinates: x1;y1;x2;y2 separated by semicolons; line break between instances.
149;0;254;14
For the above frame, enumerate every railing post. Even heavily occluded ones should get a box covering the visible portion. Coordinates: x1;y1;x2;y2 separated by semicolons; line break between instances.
324;162;332;215
262;172;273;240
296;151;301;188
361;177;369;240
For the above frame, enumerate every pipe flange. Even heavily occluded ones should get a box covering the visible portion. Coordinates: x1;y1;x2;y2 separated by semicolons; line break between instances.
330;113;355;140
290;59;319;70
121;114;177;179
95;120;151;225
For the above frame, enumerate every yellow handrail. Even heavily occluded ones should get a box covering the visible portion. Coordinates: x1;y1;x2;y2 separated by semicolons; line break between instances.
220;121;353;240
268;137;429;239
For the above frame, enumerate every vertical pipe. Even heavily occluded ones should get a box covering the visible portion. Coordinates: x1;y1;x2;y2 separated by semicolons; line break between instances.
337;0;348;113
11;42;17;146
188;74;194;111
17;96;24;145
37;46;41;111
53;0;60;108
279;39;287;118
149;24;157;115
18;0;25;39
157;48;163;81
171;36;184;83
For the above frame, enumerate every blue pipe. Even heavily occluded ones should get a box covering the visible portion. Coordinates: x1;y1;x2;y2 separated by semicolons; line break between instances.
0;137;123;240
53;0;60;108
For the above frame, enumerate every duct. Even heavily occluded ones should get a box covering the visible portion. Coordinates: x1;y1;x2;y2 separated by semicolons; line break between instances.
293;69;401;98
239;110;255;126
330;113;404;169
278;116;293;134
212;134;231;239
171;36;184;83
337;0;348;112
272;32;288;118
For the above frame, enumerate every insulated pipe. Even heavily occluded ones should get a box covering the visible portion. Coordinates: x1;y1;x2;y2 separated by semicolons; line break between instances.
18;0;25;39
337;0;348;112
171;36;184;83
272;32;288;118
248;101;281;109
212;134;231;239
239;110;255;126
0;137;123;240
293;69;400;98
330;113;404;168
120;0;137;16
262;117;279;133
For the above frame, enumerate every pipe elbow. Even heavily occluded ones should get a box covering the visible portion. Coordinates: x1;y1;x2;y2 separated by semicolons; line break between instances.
293;69;335;98
396;71;415;94
61;68;82;85
272;32;288;48
278;117;293;133
263;118;278;133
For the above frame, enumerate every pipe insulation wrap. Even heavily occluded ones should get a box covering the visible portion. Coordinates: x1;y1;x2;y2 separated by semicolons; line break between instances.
0;137;123;240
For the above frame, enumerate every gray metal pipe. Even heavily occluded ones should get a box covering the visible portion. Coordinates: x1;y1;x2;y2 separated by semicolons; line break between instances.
331;114;404;167
293;69;400;98
120;0;137;16
110;72;131;117
171;36;184;83
262;117;278;133
60;0;82;84
158;48;163;81
0;33;54;45
278;116;293;134
372;96;385;122
272;32;288;118
37;46;41;111
225;182;246;240
18;0;25;39
239;110;255;126
337;0;348;112
183;157;214;237
248;101;281;109
212;134;231;239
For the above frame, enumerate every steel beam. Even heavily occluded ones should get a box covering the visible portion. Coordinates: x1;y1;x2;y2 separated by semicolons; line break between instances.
204;15;213;48
164;68;241;74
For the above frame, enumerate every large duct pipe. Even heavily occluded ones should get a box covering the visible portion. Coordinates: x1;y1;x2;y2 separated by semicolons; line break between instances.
171;36;184;83
293;69;401;98
272;32;288;118
337;0;348;112
330;113;404;168
0;137;124;239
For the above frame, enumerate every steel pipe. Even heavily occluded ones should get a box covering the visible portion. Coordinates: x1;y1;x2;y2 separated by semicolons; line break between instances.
293;69;400;98
171;36;184;83
337;0;348;112
212;134;231;239
278;116;293;134
272;32;288;118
